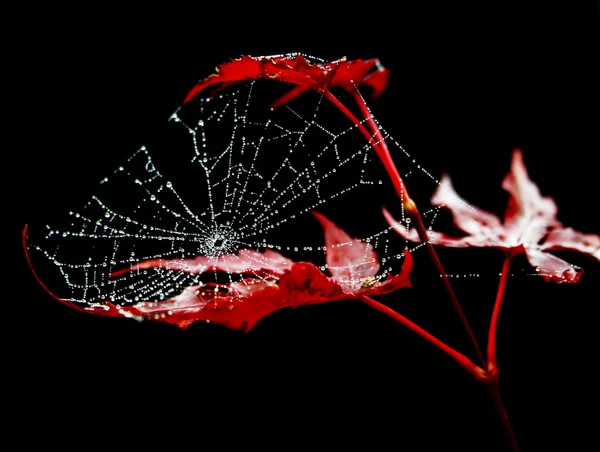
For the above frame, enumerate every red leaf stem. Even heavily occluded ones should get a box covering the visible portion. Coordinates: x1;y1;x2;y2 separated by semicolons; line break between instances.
324;87;485;366
487;253;513;374
358;295;488;382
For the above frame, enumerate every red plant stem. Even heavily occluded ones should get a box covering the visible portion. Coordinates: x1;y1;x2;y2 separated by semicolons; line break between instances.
408;205;486;366
483;253;520;452
361;290;521;451
325;86;520;451
358;295;487;381
489;382;521;452
323;90;406;200
487;253;512;373
324;88;485;366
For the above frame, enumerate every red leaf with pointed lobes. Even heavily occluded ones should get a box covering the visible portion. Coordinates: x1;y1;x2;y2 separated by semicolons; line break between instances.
384;149;600;283
183;53;390;108
24;213;412;332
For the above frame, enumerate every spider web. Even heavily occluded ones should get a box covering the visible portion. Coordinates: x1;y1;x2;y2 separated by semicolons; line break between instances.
25;53;465;313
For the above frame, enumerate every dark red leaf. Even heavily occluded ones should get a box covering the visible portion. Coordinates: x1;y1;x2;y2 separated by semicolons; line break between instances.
24;213;412;331
183;53;390;108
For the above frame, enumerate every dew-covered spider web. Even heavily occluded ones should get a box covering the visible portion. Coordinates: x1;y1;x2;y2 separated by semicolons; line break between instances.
26;53;496;317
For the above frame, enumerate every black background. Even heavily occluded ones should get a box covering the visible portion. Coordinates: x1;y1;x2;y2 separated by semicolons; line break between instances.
9;2;599;451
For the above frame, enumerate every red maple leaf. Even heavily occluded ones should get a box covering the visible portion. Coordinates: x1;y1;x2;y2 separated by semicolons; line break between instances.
384;149;600;283
183;53;390;108
24;212;412;332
